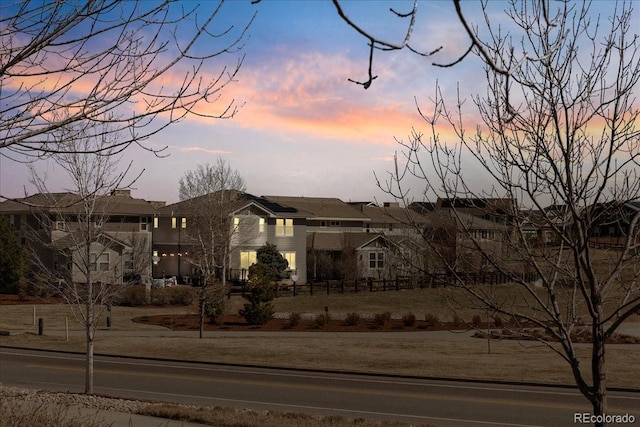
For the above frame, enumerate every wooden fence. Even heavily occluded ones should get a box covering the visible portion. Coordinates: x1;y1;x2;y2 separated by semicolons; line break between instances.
230;271;540;297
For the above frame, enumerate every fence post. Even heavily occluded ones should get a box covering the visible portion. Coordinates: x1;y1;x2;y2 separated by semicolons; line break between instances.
38;318;44;336
382;278;386;292
293;282;297;296
396;278;399;291
310;281;313;296
368;277;373;292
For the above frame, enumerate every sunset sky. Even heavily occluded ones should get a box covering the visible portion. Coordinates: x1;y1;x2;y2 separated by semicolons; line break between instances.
0;1;632;205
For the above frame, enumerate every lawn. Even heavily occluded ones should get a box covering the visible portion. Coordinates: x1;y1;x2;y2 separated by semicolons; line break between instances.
1;289;639;388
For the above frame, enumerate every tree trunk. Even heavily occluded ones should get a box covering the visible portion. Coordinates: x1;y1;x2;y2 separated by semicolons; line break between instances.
199;287;205;339
85;275;94;394
591;315;607;426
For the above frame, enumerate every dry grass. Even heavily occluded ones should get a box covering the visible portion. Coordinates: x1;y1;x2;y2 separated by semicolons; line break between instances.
0;396;106;427
1;289;639;389
138;403;435;427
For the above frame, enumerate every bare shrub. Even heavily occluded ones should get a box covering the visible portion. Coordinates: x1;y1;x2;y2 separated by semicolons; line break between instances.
472;314;483;328
286;312;302;329
424;313;440;325
344;312;361;326
452;314;463;327
313;313;331;328
493;316;504;328
372;312;391;328
402;312;416;327
117;285;147;306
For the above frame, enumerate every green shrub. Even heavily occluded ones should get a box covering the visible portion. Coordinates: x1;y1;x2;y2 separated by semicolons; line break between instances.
239;263;276;325
402;312;416;327
344;312;361;326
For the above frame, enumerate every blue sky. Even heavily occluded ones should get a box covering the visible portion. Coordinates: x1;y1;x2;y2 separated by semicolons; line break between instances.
1;1;635;204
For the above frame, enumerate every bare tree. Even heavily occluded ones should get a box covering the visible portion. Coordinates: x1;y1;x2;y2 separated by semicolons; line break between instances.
330;0;580;89
28;118;143;394
382;1;640;423
178;159;246;338
1;1;253;160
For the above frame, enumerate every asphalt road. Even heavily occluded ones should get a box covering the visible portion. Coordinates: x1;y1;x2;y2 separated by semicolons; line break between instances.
1;347;638;427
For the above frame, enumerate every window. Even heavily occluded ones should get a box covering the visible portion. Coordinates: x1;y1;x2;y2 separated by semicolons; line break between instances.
240;251;257;270
122;252;134;271
281;251;296;271
90;253;109;272
152;250;159;265
364;223;371;233
259;217;265;233
234;217;240;228
153;217;159;229
140;217;149;231
369;252;384;269
181;217;187;229
171;217;177;229
330;220;341;227
276;218;294;236
56;221;66;231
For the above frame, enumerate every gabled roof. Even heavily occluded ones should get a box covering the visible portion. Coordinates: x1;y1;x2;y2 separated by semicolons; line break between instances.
355;204;431;225
264;196;369;221
423;209;511;231
159;191;303;218
52;231;131;252
307;232;378;251
0;191;157;215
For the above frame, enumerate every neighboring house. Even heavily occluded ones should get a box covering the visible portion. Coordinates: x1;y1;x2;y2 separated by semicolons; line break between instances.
0;189;155;284
435;197;517;226
590;200;640;245
419;208;511;272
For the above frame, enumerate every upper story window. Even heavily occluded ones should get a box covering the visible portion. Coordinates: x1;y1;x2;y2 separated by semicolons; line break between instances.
56;221;66;231
153;217;159;229
181;217;187;229
140;216;149;231
171;217;177;229
259;217;265;233
276;218;294;236
330;220;341;227
369;252;384;269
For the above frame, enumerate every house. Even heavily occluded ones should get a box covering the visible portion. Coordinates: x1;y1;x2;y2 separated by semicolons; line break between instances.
590;200;640;246
264;196;371;281
151;192;309;284
0;189;156;284
418;208;512;272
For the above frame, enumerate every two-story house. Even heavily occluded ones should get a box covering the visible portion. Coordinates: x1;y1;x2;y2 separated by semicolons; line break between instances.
151;192;309;284
0;189;156;284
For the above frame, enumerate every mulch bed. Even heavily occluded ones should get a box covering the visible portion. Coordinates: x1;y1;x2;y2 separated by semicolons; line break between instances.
131;313;467;333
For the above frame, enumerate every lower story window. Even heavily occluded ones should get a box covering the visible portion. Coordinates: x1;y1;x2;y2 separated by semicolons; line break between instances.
90;253;110;272
281;251;296;271
240;250;257;270
369;252;384;269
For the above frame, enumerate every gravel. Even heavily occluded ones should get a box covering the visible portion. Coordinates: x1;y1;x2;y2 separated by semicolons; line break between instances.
0;385;150;414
